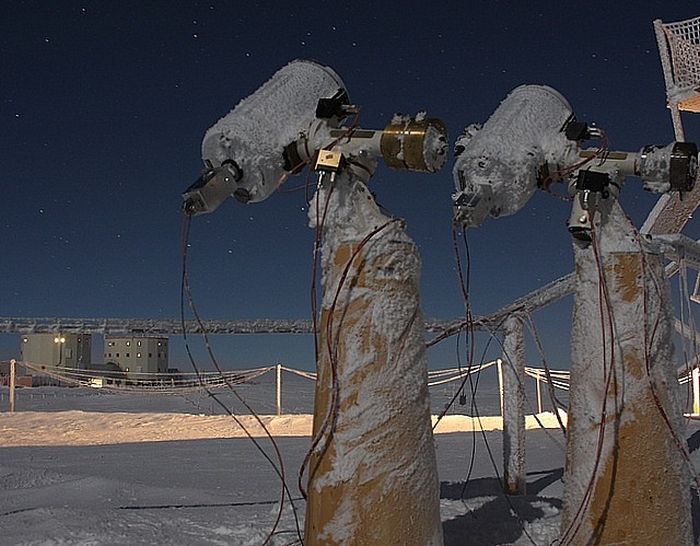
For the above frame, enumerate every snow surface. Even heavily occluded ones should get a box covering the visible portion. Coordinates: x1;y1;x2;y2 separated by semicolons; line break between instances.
0;426;560;545
0;381;698;545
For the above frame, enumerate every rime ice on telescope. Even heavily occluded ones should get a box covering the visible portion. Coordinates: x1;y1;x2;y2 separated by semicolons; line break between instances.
201;60;343;203
422;123;448;172
452;82;696;544
190;59;446;544
452;85;575;227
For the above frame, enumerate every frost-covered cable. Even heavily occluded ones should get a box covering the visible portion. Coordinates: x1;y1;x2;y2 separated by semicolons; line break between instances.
432;228;484;430
678;256;696;413
454;328;539;545
444;226;539;543
298;178;335;500
426;362;496;386
523;368;571;392
480;322;567;451
523;317;568;434
280;366;317;381
541;129;609;191
559;226;620;546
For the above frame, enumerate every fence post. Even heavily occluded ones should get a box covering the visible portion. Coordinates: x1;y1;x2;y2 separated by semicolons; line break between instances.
9;359;16;413
501;317;526;495
276;363;282;417
496;358;504;417
693;367;700;415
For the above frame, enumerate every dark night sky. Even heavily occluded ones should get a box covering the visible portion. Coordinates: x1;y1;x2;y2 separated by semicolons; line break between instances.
2;1;700;370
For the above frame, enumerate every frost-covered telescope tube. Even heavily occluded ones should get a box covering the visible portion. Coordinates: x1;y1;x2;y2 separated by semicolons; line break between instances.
184;60;347;214
452;85;573;227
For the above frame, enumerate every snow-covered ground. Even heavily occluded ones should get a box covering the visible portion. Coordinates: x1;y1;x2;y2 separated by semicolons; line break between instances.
0;377;697;545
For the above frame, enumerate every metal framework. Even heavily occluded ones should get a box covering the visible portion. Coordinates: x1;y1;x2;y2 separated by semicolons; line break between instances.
641;17;700;235
0;271;576;340
654;16;700;139
0;317;313;336
0;251;678;342
0;240;692;343
0;315;455;336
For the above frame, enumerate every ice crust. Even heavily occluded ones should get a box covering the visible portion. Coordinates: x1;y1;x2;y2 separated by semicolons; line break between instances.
201;60;346;203
307;177;443;545
562;201;693;544
453;85;575;227
502;316;526;493
423;123;448;172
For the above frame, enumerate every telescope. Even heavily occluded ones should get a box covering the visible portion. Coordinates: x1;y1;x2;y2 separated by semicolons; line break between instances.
183;60;447;215
452;85;697;242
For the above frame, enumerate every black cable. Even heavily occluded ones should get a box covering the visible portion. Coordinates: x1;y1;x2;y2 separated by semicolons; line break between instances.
180;212;303;545
443;226;537;545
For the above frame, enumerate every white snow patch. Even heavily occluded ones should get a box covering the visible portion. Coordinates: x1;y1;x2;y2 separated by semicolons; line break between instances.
513;500;561;545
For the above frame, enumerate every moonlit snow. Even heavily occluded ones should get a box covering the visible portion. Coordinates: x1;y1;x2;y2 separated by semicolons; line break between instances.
2;373;699;545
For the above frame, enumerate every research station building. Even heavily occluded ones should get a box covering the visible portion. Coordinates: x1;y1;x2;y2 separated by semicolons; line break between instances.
104;336;168;378
20;333;92;369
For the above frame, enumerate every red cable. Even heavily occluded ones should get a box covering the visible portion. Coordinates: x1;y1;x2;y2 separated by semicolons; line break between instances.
559;226;618;546
180;213;301;545
299;217;401;498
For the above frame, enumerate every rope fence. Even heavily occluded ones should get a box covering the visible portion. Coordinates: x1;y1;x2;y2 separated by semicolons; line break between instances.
2;358;566;416
19;361;274;394
3;358;697;417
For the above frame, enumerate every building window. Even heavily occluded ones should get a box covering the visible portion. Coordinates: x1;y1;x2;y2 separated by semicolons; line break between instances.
137;353;141;358
108;342;114;347
116;353;120;357
126;353;130;358
137;340;142;347
22;337;28;343
126;341;131;347
149;353;152;358
157;342;162;347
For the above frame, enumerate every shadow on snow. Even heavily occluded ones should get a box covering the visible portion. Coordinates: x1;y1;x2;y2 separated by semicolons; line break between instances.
440;467;563;546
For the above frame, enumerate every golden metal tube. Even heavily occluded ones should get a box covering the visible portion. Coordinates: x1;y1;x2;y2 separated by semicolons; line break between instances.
380;118;447;172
